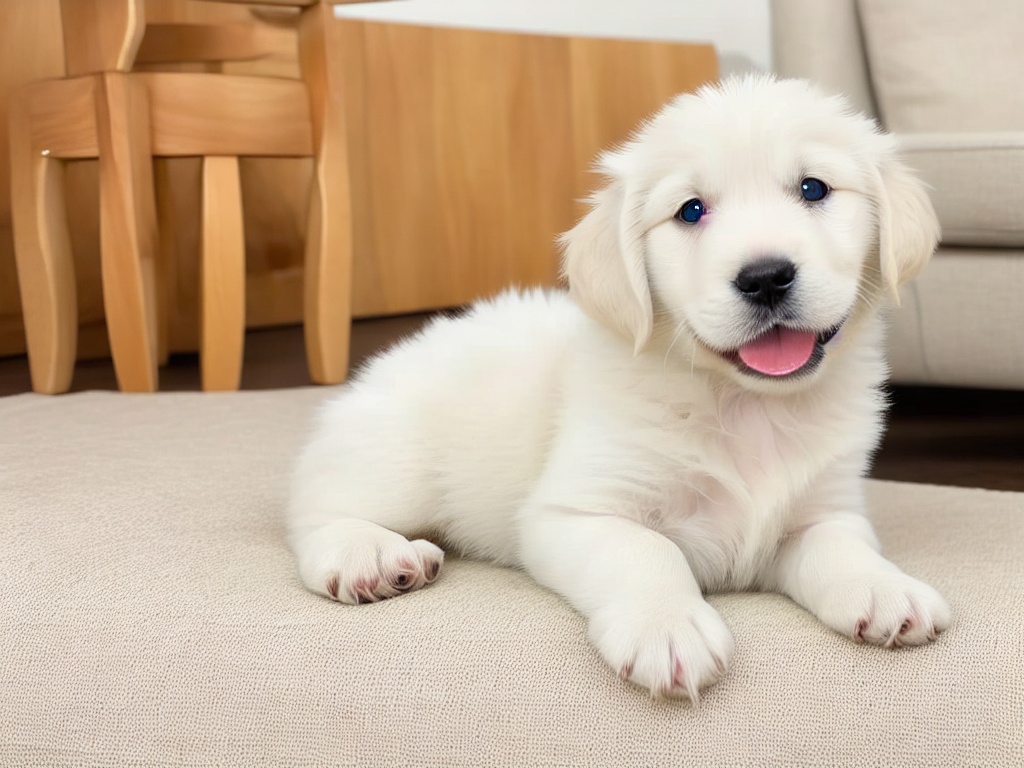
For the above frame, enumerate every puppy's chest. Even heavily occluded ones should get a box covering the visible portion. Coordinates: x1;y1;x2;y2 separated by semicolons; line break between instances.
646;403;822;588
671;398;818;502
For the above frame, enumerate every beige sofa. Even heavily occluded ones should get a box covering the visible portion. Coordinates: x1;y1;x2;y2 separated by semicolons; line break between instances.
772;0;1024;389
2;388;1022;766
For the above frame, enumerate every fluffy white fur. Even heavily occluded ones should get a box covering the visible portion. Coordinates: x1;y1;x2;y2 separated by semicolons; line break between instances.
287;75;950;701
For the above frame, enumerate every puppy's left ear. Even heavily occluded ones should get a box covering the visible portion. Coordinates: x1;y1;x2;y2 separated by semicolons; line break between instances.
872;153;941;300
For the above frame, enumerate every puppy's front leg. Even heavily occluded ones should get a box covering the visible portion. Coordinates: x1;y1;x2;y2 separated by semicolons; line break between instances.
769;471;951;647
519;507;733;701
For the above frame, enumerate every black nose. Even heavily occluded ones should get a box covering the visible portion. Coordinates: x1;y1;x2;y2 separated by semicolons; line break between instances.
734;258;797;307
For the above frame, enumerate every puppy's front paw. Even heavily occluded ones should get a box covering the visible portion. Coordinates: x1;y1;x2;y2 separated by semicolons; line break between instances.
588;597;734;702
815;571;951;647
294;520;444;604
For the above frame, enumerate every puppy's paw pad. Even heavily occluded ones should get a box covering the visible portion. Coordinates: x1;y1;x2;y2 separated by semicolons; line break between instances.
590;598;734;701
297;522;444;605
818;572;950;648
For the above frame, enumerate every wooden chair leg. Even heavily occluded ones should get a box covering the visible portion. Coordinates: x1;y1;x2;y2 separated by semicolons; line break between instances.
8;89;78;394
153;159;171;367
95;72;159;392
200;155;245;392
298;2;354;385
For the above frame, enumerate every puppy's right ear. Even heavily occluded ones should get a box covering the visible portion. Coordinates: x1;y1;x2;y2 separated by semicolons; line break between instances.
560;164;653;354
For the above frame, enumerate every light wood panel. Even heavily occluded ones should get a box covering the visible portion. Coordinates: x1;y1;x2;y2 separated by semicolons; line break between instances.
568;37;721;199
339;20;718;316
342;22;574;316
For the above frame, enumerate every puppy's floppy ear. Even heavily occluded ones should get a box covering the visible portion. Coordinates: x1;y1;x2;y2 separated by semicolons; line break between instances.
872;152;941;300
560;160;653;354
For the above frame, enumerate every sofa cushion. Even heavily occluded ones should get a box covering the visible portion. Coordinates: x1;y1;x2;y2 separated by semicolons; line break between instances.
889;248;1024;387
898;132;1024;247
858;0;1024;132
1;389;1023;766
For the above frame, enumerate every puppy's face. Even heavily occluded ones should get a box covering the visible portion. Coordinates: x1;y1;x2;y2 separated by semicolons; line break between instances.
641;85;882;384
563;76;940;390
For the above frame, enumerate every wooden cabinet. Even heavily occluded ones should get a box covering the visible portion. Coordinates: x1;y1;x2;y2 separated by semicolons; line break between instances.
340;22;717;317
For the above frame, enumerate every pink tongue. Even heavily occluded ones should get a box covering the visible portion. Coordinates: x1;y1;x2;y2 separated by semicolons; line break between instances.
738;327;816;376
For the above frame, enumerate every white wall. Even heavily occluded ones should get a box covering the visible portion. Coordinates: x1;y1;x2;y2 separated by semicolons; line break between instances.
337;0;772;75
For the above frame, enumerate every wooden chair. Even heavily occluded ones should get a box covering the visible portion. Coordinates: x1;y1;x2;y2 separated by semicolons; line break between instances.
9;0;366;393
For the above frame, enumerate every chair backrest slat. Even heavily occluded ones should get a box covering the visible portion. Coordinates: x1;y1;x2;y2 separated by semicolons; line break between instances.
60;0;145;75
135;22;277;65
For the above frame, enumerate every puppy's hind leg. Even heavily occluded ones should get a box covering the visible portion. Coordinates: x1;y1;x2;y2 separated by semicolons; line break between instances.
287;394;444;604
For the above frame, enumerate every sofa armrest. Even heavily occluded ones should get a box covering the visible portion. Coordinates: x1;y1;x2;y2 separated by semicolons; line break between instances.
898;132;1024;248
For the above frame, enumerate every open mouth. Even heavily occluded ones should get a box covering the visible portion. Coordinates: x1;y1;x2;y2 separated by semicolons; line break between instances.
723;322;844;379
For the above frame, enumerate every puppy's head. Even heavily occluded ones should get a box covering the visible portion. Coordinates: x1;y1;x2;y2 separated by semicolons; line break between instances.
561;75;939;389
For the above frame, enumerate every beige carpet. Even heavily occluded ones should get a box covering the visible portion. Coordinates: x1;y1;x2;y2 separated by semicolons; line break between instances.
1;389;1022;767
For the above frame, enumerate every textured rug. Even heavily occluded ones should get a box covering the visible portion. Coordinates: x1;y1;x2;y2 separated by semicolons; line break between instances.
2;389;1021;766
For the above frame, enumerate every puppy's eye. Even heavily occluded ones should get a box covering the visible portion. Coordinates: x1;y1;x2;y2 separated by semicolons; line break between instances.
800;177;829;202
675;198;705;224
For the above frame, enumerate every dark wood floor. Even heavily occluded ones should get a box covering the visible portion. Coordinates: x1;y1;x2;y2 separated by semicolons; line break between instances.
2;316;1021;492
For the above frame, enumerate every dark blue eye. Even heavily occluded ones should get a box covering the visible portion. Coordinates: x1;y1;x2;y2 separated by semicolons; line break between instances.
676;198;705;224
800;177;829;202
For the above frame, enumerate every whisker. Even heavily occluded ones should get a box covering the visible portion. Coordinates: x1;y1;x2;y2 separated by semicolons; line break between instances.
663;321;689;371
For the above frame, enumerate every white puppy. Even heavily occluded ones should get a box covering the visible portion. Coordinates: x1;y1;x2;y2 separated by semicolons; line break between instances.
288;75;950;700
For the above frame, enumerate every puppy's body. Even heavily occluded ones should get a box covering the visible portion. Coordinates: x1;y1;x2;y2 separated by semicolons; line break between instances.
295;290;882;584
288;76;950;699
